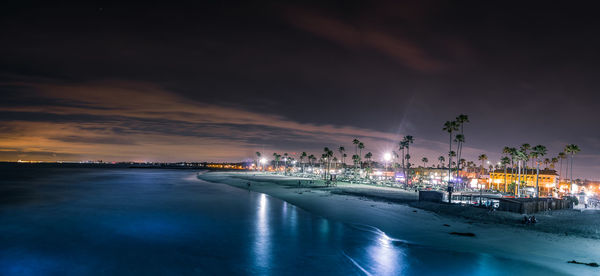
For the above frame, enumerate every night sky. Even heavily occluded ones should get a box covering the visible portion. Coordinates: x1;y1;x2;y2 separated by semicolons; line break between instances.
2;1;599;178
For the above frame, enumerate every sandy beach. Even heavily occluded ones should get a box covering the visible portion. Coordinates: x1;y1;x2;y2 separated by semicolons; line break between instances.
198;171;600;275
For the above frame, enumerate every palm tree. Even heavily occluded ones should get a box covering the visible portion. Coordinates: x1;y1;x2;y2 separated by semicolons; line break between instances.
353;139;360;171
454;114;469;182
320;153;327;178
550;157;558;170
365;152;373;169
543;158;550;169
283;152;289;174
459;159;466;170
455;114;469;156
532;145;547;198
443;121;459;188
399;141;408;184
514;150;527;196
500;156;510;193
403;136;415;157
255;152;262;170
300;152;307;172
358;142;365;169
520;144;531;168
529;150;539;173
503;147;517;185
338;146;346;167
402;136;414;185
557;152;566;181
475;154;485;202
454;134;465;179
352;154;360;173
309;154;317;169
422;157;428;168
288;157;296;171
273;153;281;172
438;156;445;168
323;147;334;180
564;144;581;193
478;154;488;176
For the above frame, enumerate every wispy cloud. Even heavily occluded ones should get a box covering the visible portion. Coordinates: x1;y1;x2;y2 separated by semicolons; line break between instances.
4;80;591;179
1;81;416;161
284;8;443;73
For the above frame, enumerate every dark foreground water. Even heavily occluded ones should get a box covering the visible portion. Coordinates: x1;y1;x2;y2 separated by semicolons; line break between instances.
0;167;562;275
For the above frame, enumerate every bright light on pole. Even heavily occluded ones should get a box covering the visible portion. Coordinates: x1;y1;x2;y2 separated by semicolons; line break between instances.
383;152;392;174
383;153;392;162
259;158;267;172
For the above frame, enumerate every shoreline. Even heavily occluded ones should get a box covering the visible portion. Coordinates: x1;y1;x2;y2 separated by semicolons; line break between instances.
198;171;600;275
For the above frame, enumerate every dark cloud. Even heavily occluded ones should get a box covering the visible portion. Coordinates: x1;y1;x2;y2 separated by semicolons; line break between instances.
1;0;599;178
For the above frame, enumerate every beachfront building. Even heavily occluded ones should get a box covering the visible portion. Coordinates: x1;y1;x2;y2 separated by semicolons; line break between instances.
489;168;559;196
409;168;454;186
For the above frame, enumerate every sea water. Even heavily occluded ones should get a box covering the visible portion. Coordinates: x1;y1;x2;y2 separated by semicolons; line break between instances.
0;167;563;275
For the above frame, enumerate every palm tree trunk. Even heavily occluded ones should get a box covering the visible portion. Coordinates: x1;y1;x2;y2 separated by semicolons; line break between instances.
536;161;540;198
570;153;574;193
354;145;358;172
448;133;452;186
457;126;464;189
459;142;465;186
402;148;408;186
327;160;331;181
565;157;569;188
512;161;516;190
559;159;563;181
504;167;507;193
531;159;533;170
459;143;462;179
517;161;521;197
406;146;410;186
359;149;363;169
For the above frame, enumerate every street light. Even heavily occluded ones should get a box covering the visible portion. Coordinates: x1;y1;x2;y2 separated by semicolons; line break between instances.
260;158;267;172
382;153;392;180
383;153;392;162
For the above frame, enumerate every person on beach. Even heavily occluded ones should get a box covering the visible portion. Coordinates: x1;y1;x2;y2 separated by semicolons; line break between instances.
247;182;251;190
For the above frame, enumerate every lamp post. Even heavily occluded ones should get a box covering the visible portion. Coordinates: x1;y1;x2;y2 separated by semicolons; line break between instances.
383;153;392;182
260;158;267;172
517;160;522;198
480;161;490;205
292;160;297;174
383;153;391;170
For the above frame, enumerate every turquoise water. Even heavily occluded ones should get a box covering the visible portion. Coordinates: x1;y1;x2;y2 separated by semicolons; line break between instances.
0;167;563;275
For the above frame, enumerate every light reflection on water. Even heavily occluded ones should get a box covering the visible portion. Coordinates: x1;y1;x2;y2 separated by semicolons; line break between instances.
366;230;402;276
0;167;567;275
253;193;270;271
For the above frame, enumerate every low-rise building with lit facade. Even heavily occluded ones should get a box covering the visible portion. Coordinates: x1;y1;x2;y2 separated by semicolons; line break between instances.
489;168;558;196
409;167;454;186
